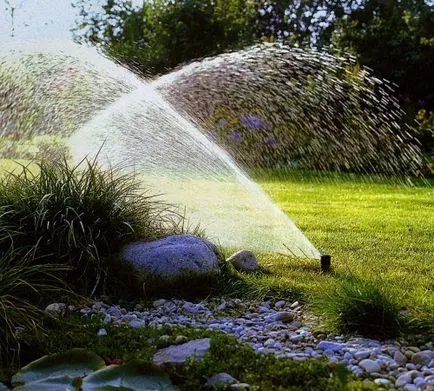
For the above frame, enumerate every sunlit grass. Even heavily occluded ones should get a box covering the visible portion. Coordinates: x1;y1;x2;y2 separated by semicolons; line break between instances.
238;169;434;332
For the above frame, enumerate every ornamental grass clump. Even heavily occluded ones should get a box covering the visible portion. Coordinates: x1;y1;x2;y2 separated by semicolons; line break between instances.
0;158;181;296
0;250;68;365
311;277;403;339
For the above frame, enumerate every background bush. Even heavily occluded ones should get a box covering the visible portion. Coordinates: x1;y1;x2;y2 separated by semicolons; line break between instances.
72;0;433;174
73;0;256;75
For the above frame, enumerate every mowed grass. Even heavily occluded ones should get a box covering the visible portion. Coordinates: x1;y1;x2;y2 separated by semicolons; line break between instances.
247;170;434;317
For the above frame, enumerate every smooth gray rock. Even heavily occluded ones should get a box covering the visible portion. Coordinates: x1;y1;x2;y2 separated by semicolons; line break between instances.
123;235;220;278
394;350;407;366
411;350;433;366
153;338;211;366
354;351;370;361
45;303;66;316
205;373;238;388
395;374;412;388
317;341;343;352
267;311;294;323
231;384;250;390
226;250;258;272
359;359;381;373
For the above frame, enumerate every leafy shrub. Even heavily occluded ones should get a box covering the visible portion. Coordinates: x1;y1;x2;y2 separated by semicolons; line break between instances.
0;158;181;296
73;0;257;74
310;277;403;339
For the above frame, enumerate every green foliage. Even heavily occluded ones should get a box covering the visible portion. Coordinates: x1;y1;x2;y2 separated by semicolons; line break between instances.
310;277;403;339
0;158;181;296
0;249;68;365
332;0;434;107
12;349;105;386
415;109;434;176
73;0;257;74
82;360;176;391
10;349;175;390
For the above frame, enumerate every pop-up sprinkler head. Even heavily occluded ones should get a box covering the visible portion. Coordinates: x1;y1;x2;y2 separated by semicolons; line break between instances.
320;253;331;273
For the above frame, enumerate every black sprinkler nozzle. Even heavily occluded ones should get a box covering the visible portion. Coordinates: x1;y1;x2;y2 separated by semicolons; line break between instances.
321;253;331;273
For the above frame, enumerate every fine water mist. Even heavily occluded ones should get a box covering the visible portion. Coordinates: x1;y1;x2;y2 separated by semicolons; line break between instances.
154;45;422;176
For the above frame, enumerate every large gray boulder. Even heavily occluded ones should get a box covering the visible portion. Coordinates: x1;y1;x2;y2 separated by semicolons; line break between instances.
122;234;220;278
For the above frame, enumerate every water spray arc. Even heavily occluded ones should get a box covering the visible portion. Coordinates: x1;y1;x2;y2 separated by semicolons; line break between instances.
1;42;423;264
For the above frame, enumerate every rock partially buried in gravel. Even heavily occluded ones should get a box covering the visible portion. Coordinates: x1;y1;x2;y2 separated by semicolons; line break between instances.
359;359;381;374
153;338;211;366
317;341;343;352
266;311;294;323
205;373;238;388
412;350;434;366
123;234;220;278
226;250;258;272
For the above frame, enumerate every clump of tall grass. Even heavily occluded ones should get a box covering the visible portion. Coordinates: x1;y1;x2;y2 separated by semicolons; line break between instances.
310;277;403;339
0;250;69;365
0;158;181;296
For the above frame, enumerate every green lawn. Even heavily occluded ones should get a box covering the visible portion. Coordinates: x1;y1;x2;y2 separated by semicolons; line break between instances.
240;170;434;321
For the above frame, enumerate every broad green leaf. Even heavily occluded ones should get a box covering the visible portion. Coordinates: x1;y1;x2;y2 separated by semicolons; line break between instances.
13;375;82;390
82;360;177;391
12;349;105;386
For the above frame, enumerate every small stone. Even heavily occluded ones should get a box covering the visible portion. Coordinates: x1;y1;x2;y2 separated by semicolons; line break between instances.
153;338;211;366
205;373;238;388
45;303;66;316
413;377;426;388
275;300;285;308
159;335;170;342
130;319;145;328
359;359;381;373
395;374;411;388
317;341;343;352
374;378;390;386
97;328;107;336
267;311;294;323
394;350;407;366
403;385;417;391
227;250;258;272
354;351;371;361
231;383;250;390
290;301;300;309
153;299;167;307
412;350;433;366
264;338;275;347
175;335;188;344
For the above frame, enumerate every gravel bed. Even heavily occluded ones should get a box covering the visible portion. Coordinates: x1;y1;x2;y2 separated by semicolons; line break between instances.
78;298;434;390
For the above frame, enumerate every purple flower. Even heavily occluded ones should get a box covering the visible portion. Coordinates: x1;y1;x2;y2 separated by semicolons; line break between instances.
240;114;271;131
417;99;426;107
217;118;228;127
265;136;276;145
229;131;242;141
